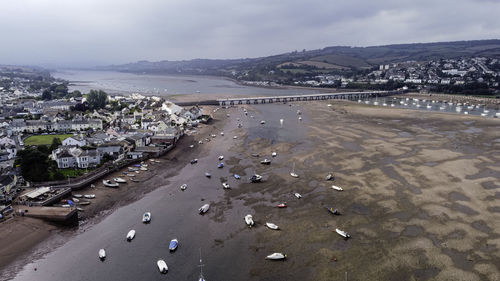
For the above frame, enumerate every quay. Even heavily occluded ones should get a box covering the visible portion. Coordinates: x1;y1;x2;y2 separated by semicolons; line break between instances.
14;205;77;223
216;90;400;106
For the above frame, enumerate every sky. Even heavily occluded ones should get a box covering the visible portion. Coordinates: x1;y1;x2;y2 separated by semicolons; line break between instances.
0;0;499;67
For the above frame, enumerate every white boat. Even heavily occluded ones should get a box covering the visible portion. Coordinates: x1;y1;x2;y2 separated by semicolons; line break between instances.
439;106;446;110
220;132;224;136
189;144;195;148
73;194;83;198
142;212;151;223
72;198;80;203
426;104;432;109
199;204;210;214
250;174;262;182
233;136;237;139
382;103;387;106
99;249;106;260
265;253;286;260
141;164;148;168
260;120;266;124
294;193;302;199
335;228;351;239
464;111;469;115
331;185;343;191
76;207;84;212
181;184;187;191
157;260;168;274
327;104;332;107
103;180;119;188
114;177;127;183
390;104;395;107
126;230;136;241
271;152;277;157
140;167;148;171
61;204;71;208
218;155;224;160
298;116;302;121
260;159;271;165
127;173;136;177
290;162;299;178
222;182;230;189
266;222;279;230
199;140;203;144
481;113;487;116
244;214;254;227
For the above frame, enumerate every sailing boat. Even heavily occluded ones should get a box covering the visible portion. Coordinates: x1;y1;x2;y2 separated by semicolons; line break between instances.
198;249;207;281
290;162;299;178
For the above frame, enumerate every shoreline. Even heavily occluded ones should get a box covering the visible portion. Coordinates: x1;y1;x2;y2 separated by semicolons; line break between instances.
0;105;227;276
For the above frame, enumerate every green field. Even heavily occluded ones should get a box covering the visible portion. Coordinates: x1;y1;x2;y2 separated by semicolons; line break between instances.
24;134;73;146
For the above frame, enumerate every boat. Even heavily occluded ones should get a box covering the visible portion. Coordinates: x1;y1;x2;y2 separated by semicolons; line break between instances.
135;170;140;174
90;184;95;188
127;173;136;177
126;230;136;241
157;260;168;274
220;132;224;136
222;182;230;189
72;198;80;203
233;136;237;139
298;116;302;121
250;174;262;182
294;193;302;199
73;194;83;198
260;120;266;124
244;214;254;227
76;207;84;212
271;152;277;157
260;159;271;165
103;180;119;188
131;178;139;182
114;177;127;183
142;212;151;223
218;155;224;160
277;203;287;208
199;204;210;214
78;201;90;206
326;173;334;181
189;144;195;148
199;140;203;144
99;249;106;260
218;163;224;168
180;184;187;191
140;167;148;171
265;253;286;260
234;174;240;179
335;228;351;239
198;249;206;281
84;194;95;199
128;167;138;171
331;185;343;191
141;164;148;168
169;238;178;251
205;172;212;178
251;153;260;157
191;158;198;164
61;204;71;208
290;162;299;178
266;222;279;230
327;206;341;215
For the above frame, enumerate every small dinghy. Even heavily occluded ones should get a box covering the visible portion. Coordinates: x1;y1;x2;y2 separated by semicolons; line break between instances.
140;167;148;171
220;132;224;136
233;136;238;139
250;174;262;182
114;177;127;183
180;184;187;191
99;249;106;260
260;159;271;165
335;228;351;239
189;144;195;148
294;193;302;199
266;222;279;230
260;120;266;124
218;163;224;168
277;203;287;208
266;253;286;260
234;174;241;179
142;212;151;223
222;182;230;189
191;158;198;164
76;207;84;212
103;180;119;188
78;201;90;206
199;140;203;144
73;194;83;198
126;230;136;241
331;185;343;191
72;198;80;203
251;153;260;157
199;204;210;214
127;173;136;177
326;173;334;181
218;155;224;160
169;238;178;251
290;162;299;178
205;172;212;178
327;206;341;215
157;260;168;274
244;214;254;227
271;152;277;157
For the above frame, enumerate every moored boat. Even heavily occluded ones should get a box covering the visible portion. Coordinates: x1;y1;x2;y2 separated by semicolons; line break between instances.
140;167;148;171
99;249;106;260
169;238;178;251
327;206;341;215
271;152;277;157
218;155;224;160
114;177;127;183
335;228;351;239
266;222;279;230
199;204;210;214
142;212;151;223
205;172;212;178
331;185;343;191
250;174;262;182
222;182;230;189
218;163;224;168
180;184;187;191
277;203;287;208
244;214;254;227
126;230;136;241
73;194;83;198
260;159;271;165
78;201;90;206
294;193;302;199
326;173;334;181
265;253;286;260
234;174;240;179
103;180;119;188
191;158;198;164
157;260;168;274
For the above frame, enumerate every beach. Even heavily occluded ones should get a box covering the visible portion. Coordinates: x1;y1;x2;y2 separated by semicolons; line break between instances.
2;100;500;281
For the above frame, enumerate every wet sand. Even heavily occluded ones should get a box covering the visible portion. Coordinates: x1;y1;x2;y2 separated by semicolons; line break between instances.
3;101;500;280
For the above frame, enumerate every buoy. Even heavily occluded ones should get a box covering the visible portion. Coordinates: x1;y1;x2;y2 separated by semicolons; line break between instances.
34;267;37;271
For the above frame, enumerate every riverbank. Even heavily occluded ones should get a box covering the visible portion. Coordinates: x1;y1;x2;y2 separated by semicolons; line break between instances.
403;92;500;109
0;105;228;276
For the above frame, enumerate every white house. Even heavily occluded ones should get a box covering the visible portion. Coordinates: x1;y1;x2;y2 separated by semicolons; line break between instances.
62;136;87;147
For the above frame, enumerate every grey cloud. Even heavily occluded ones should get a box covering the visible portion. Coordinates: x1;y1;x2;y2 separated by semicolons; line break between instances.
0;0;498;66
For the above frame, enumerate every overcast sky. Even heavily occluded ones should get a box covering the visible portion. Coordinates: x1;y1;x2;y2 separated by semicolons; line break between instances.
0;0;499;67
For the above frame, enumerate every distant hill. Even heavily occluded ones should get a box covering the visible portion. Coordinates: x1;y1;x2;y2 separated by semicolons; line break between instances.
101;39;500;78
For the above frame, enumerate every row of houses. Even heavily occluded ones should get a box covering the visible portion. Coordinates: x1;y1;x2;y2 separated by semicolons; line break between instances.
9;118;103;133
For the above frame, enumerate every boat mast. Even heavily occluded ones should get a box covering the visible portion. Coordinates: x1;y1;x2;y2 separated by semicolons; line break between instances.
198;248;205;278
